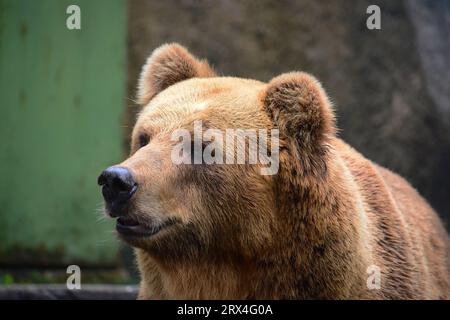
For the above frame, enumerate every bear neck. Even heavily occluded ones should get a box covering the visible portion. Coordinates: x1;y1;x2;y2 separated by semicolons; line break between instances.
270;143;370;298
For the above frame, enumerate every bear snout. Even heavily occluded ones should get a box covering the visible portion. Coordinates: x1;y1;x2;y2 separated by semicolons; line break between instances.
98;166;138;217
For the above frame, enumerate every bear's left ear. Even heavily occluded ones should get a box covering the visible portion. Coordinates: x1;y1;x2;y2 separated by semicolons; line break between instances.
263;72;336;150
137;43;216;105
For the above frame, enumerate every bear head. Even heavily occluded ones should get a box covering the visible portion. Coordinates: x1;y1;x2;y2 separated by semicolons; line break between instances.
98;43;336;264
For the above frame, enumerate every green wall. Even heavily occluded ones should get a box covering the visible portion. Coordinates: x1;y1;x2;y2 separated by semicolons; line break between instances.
0;0;126;267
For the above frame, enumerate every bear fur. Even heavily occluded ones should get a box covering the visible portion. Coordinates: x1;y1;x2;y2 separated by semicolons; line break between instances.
112;43;449;299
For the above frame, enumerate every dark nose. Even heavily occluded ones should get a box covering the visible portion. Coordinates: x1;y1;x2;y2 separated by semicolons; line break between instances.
97;166;137;215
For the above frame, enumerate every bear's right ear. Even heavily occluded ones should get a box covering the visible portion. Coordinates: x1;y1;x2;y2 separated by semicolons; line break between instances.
263;72;336;151
137;43;216;105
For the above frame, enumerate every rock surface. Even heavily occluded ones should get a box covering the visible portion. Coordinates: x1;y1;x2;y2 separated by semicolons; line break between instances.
0;284;138;300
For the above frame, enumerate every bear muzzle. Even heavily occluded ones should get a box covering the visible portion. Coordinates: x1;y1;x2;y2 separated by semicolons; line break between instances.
97;166;138;217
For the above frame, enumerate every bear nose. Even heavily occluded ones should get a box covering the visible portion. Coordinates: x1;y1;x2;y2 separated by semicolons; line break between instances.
97;166;137;216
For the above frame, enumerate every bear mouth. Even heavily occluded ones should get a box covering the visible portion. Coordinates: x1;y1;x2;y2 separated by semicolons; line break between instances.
116;216;178;238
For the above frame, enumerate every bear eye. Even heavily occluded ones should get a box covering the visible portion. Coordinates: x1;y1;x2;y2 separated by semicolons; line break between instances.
138;133;150;148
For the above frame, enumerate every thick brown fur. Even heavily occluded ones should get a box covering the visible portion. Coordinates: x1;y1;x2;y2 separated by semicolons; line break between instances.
111;44;449;299
137;43;216;105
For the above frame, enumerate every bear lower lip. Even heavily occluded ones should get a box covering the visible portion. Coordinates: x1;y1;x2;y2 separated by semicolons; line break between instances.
116;217;159;237
116;216;180;238
117;217;139;226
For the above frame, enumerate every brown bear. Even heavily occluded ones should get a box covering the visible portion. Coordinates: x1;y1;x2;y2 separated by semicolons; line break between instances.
98;43;449;299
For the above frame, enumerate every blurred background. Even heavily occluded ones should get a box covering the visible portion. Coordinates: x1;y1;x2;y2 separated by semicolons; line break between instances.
0;0;449;295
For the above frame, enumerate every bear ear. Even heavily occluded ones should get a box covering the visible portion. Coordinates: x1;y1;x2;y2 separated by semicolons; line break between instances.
263;72;336;149
137;43;216;105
